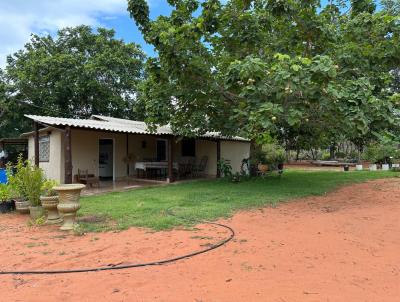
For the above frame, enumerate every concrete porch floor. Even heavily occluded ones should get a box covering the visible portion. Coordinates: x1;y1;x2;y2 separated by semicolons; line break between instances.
81;178;164;196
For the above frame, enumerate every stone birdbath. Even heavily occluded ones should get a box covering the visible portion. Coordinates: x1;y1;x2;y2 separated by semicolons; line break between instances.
55;184;86;231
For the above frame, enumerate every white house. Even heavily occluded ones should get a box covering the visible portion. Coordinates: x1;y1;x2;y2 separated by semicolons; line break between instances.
22;115;250;184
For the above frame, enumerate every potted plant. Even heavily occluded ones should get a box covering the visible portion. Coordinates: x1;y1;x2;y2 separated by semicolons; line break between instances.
275;150;286;172
257;157;269;173
40;180;62;224
231;172;241;183
6;157;30;214
392;158;400;169
364;137;399;171
0;184;15;214
382;162;390;171
355;150;363;171
24;163;46;220
248;149;268;174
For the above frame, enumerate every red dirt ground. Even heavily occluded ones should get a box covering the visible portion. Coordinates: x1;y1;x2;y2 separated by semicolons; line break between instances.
1;178;400;301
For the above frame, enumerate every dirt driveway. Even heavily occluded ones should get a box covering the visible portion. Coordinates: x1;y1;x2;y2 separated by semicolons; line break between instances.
1;179;399;301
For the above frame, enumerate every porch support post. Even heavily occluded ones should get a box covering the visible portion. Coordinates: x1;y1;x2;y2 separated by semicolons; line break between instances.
216;140;221;178
167;137;174;183
64;126;72;184
34;122;39;167
126;133;129;177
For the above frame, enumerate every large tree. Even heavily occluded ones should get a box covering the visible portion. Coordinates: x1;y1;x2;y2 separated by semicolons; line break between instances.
127;0;399;150
381;0;400;15
1;25;145;138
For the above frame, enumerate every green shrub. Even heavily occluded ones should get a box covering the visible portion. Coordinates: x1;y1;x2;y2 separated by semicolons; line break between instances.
363;138;399;164
321;151;331;160
7;156;46;206
6;155;29;199
217;159;232;177
41;179;58;197
263;144;286;169
24;165;46;207
335;151;346;159
347;150;359;161
249;149;268;165
0;184;11;203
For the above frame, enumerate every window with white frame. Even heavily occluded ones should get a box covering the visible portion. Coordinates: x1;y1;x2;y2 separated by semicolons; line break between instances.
39;136;50;162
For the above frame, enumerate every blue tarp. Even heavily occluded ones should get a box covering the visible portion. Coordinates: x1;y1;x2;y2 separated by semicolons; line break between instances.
0;169;7;184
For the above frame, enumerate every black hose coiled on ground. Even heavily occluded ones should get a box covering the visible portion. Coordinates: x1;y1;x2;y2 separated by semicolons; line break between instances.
0;209;235;275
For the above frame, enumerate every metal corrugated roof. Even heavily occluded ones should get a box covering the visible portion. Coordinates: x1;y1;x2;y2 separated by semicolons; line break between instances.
24;115;249;142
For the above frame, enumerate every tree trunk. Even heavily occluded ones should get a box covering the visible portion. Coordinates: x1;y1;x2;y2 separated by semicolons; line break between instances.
311;148;317;160
329;144;336;160
249;139;261;176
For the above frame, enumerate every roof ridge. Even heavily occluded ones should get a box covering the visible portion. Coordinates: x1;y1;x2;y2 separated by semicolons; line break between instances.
23;114;250;142
90;115;148;125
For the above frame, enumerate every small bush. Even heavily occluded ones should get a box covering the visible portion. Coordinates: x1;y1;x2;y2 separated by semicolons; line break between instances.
335;151;346;159
321;151;331;160
217;159;233;177
6;155;29;199
7;156;46;206
0;184;11;203
41;179;58;197
25;165;46;207
363;138;400;164
263;144;286;170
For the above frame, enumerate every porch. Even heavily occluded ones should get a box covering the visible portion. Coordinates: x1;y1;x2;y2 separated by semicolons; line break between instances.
80;178;161;196
29;126;222;184
80;174;218;196
24;115;250;185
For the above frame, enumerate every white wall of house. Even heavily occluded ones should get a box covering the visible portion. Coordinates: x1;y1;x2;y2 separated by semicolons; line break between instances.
70;129;127;181
221;141;250;173
27;130;64;182
195;139;218;176
27;128;250;183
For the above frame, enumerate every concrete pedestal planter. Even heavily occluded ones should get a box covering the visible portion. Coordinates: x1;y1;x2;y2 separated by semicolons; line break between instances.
356;164;363;171
15;199;30;214
369;164;377;171
382;164;390;171
41;195;62;224
29;206;44;220
55;184;86;231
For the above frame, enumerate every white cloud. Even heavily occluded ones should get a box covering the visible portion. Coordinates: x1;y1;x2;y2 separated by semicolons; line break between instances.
0;0;130;68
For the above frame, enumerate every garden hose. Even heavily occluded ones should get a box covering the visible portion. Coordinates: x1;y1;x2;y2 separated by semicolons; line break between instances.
0;209;235;275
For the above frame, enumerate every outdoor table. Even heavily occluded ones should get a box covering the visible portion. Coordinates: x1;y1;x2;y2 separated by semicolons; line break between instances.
134;162;178;171
134;162;178;178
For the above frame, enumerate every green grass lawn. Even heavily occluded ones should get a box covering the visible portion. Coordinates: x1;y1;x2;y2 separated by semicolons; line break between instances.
78;170;397;232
